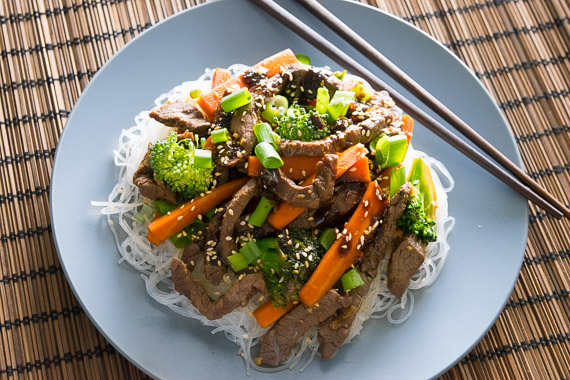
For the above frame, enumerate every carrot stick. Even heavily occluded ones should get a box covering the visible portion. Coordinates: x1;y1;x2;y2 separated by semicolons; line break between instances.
402;114;414;146
146;177;249;245
253;299;295;328
299;181;389;307
267;144;369;230
247;155;322;180
252;48;299;78
339;156;371;183
211;68;231;89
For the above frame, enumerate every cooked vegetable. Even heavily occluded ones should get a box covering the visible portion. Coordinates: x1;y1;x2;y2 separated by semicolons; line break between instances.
318;228;336;250
193;149;212;169
247;155;322;180
402;114;414;145
254;122;278;148
211;67;231;88
148;132;213;201
169;219;205;249
315;87;330;115
397;193;437;243
389;166;406;198
295;53;311;65
221;87;252;112
407;157;437;218
299;181;389;307
262;95;288;124
339;156;371;183
351;82;373;102
227;241;264;271
146;177;249;245
341;268;365;291
189;89;202;99
249;196;275;227
254;142;284;169
253;299;294;328
327;90;355;121
275;104;330;142
267;143;369;229
211;128;229;144
133;203;155;223
253;48;299;78
197;75;246;119
153;199;177;215
374;134;408;168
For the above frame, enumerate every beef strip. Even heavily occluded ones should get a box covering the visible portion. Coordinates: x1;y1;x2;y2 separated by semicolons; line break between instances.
387;233;427;298
289;182;366;229
301;66;343;100
259;154;337;209
259;290;351;366
219;179;260;259
317;276;371;359
149;100;211;135
132;149;178;204
361;182;411;276
200;211;227;285
180;243;201;269
170;257;267;320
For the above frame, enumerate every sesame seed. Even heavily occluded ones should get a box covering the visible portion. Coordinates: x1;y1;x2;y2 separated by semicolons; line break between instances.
308;217;314;221
364;200;369;207
349;167;357;172
225;236;233;241
342;245;347;249
297;130;302;137
197;214;202;220
177;215;183;220
180;204;185;209
301;170;306;176
228;209;234;216
297;194;306;198
357;244;362;250
191;205;196;211
364;210;369;217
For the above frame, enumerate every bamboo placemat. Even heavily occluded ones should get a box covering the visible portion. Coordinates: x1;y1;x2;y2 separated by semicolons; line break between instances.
1;0;569;378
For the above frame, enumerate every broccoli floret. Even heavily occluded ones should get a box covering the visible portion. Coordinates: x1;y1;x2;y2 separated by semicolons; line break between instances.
274;105;330;142
149;132;213;200
396;194;437;243
261;228;326;308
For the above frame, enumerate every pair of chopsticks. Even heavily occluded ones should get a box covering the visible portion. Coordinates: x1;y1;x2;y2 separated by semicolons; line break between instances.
250;0;570;219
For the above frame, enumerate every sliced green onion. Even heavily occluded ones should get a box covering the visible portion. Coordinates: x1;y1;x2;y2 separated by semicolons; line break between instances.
390;166;407;199
256;237;280;250
374;135;390;166
190;89;202;99
327;90;355;120
255;142;283;169
272;132;281;146
227;252;249;272
334;70;347;80
200;137;207;148
254;122;277;148
221;87;252;112
134;203;155;223
154;199;177;215
194;149;212;169
369;135;380;157
318;228;336;250
315;87;330;115
249;196;275;227
383;135;408;168
240;241;263;263
295;53;311;65
262;95;288;124
351;82;373;102
341;268;365;291
211;129;228;144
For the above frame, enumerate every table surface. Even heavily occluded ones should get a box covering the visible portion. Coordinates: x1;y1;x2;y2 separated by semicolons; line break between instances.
1;0;570;379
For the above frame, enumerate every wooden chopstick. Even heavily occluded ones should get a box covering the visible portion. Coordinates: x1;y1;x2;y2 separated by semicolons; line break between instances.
249;0;567;219
295;0;570;218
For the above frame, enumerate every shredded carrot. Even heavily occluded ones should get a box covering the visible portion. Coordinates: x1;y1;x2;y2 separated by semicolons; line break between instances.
253;299;295;328
299;181;389;307
204;136;215;151
267;144;369;230
247;155;322;180
211;68;232;89
146;177;249;245
252;48;299;78
338;156;371;183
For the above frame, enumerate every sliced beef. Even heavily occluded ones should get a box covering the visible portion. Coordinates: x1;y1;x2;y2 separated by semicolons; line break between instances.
132;149;178;204
278;137;338;157
301;66;343;100
242;67;267;87
180;243;201;269
259;290;351;366
318;276;371;359
170;257;267;320
219;179;259;259
387;233;427;298
150;100;211;135
289;182;366;229
200;211;227;285
361;183;411;276
259;154;337;209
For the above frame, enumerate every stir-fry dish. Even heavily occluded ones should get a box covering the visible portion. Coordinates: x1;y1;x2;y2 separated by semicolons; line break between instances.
105;49;454;371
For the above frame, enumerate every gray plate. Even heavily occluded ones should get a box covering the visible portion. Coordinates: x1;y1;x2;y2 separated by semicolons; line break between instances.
50;1;528;379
